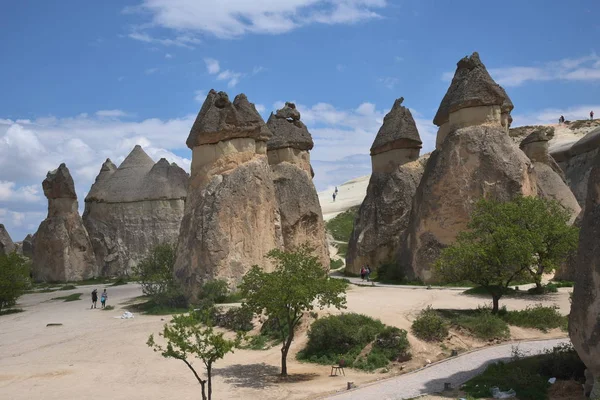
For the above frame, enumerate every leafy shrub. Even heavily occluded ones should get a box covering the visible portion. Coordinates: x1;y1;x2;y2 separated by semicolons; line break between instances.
0;252;30;312
373;326;411;361
325;207;358;243
298;313;386;367
330;258;344;270
374;263;405;284
213;307;254;332
411;306;448;342
538;343;585;381
463;286;516;296
198;279;228;303
527;284;558;294
456;311;509;340
243;334;271;350
353;348;390;371
259;316;294;342
502;305;567;332
550;280;574;288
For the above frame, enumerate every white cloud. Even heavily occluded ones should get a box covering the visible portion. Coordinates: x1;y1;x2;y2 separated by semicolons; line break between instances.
126;0;387;41
204;58;220;75
165;53;173;59
96;109;129;118
0;181;41;203
194;90;206;103
512;104;600;127
255;104;266;114
205;58;244;87
145;67;159;75
128;31;200;48
378;76;399;89
253;66;265;75
442;53;600;87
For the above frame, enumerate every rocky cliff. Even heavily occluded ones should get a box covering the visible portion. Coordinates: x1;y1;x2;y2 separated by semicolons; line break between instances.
346;98;425;274
569;151;600;398
83;146;188;276
266;102;329;268
0;224;15;256
32;164;97;281
174;90;282;301
399;52;536;282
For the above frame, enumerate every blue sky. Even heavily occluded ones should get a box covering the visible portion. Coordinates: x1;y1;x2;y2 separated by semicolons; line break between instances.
1;0;599;241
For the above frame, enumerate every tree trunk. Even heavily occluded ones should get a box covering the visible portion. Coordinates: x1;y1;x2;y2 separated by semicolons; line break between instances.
492;295;500;314
200;381;207;400
280;334;294;376
207;363;212;400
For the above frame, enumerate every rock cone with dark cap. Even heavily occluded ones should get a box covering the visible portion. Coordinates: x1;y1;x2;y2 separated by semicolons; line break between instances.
346;98;426;274
570;152;600;398
266;102;328;268
83;146;188;276
0;224;15;256
520;126;580;222
32;163;96;281
434;52;513;149
398;52;536;282
175;90;282;301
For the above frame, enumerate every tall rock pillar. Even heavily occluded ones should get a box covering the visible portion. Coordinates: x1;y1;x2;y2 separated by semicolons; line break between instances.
174;90;282;301
32;163;97;281
266;102;329;269
346;97;426;274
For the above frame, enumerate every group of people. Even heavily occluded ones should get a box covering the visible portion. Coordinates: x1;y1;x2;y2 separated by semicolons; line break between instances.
91;289;108;309
332;186;338;202
360;265;372;281
558;111;594;124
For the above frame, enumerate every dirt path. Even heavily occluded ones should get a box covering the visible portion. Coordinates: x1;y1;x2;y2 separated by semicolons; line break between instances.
327;338;570;400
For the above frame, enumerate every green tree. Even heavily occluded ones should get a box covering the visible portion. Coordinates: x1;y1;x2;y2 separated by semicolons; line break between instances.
239;245;347;376
435;198;534;313
510;197;579;289
133;243;184;307
0;252;30;313
147;311;239;400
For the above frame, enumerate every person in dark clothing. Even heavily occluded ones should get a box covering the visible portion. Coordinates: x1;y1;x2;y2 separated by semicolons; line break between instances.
365;266;371;282
333;192;337;202
91;289;98;309
360;266;366;281
592;111;595;121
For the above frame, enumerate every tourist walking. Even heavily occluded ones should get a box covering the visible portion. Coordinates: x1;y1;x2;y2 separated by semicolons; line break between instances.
91;289;98;309
591;110;595;121
559;115;565;124
333;192;337;202
365;265;371;282
335;186;338;194
360;266;366;281
100;289;108;309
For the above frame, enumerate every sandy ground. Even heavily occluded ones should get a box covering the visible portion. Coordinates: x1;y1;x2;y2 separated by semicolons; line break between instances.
318;176;369;221
0;282;572;400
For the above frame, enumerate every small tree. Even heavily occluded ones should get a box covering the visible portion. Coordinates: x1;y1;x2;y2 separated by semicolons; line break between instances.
0;252;30;313
510;197;579;289
435;198;533;313
133;243;184;306
147;311;239;400
239;245;347;376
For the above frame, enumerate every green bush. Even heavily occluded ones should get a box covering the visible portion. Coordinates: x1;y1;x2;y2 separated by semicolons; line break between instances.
259;316;293;342
455;311;509;340
411;307;448;342
537;343;585;381
213;307;254;332
0;252;30;312
502;305;567;332
373;326;411;361
463;286;516;296
330;258;344;270
374;263;406;284
527;284;558;294
243;334;271;350
298;313;386;367
51;293;82;302
198;279;242;304
550;280;574;288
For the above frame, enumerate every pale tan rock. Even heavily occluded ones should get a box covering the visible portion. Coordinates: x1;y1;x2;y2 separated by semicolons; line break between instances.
32;164;97;282
570;152;600;397
175;90;282;301
266;103;329;269
0;224;15;256
83;147;188;276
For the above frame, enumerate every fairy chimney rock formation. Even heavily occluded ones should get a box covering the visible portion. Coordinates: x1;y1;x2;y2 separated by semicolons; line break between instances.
175;90;282;301
346;98;426;274
370;97;423;173
399;52;536;282
266;102;329;268
433;52;514;149
570;153;600;398
32;163;97;281
83;147;188;276
520;127;580;222
0;224;15;256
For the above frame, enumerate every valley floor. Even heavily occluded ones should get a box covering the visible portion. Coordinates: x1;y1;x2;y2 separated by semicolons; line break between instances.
0;283;571;400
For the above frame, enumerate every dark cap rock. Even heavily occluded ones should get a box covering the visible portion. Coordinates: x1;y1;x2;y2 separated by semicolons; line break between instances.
519;126;555;148
267;102;314;151
370;97;422;156
433;52;514;127
186;89;272;148
43;163;77;200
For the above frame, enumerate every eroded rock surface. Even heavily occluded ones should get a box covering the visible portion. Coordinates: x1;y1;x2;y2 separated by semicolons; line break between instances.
399;52;535;282
346;98;425;274
570;152;600;398
83;146;188;276
267;103;329;268
32;164;97;281
520;127;580;222
175;90;282;301
0;224;15;256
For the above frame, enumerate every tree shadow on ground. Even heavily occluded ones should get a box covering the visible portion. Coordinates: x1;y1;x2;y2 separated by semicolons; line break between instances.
213;363;319;389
